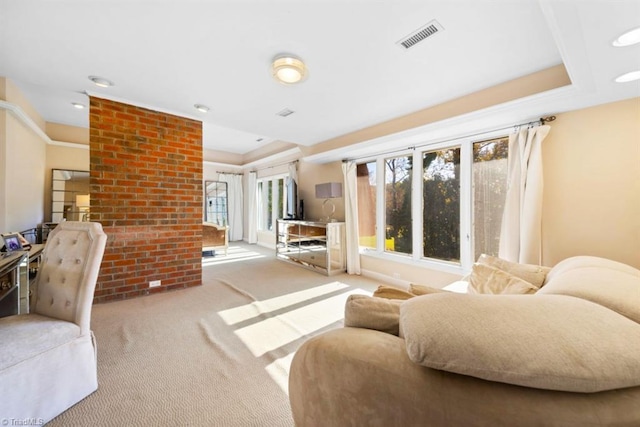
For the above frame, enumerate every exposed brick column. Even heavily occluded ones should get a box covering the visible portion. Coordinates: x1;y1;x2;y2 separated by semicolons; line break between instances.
89;97;202;302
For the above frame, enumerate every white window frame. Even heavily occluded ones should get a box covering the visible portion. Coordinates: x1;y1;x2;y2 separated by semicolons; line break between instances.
256;173;289;234
360;129;508;275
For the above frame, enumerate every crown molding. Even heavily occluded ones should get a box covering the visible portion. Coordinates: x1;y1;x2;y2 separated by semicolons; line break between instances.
0;99;52;144
242;147;302;170
51;140;89;150
0;100;89;149
203;160;243;171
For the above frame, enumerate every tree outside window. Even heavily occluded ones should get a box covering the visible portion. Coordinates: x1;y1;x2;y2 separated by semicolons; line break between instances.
356;133;509;270
385;156;412;254
472;137;509;259
423;148;460;262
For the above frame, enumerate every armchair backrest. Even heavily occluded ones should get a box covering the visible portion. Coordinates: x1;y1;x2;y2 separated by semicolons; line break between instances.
32;221;107;334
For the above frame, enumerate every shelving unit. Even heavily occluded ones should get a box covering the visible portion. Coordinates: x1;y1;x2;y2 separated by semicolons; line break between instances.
276;219;346;276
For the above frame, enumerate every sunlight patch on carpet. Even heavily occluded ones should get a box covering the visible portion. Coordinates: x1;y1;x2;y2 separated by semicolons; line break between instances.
266;353;296;395
232;288;370;357
218;282;352;325
202;245;266;266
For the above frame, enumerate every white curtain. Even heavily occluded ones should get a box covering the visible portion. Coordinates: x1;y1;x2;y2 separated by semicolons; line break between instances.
247;172;258;244
218;173;244;242
342;161;361;274
498;125;550;264
287;161;298;186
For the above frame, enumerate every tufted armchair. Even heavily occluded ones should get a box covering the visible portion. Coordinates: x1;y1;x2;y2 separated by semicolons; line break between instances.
0;221;107;423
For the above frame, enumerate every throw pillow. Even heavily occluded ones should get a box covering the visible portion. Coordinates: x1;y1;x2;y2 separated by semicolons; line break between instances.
408;283;450;295
477;254;550;288
344;294;402;336
400;293;640;393
468;263;539;295
372;285;415;300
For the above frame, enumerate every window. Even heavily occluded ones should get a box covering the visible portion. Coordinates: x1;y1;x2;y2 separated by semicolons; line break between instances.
357;133;509;272
385;156;412;254
422;148;460;262
356;162;377;249
472;137;509;259
257;175;287;232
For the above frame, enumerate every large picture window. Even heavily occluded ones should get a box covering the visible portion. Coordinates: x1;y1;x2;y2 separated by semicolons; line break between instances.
357;133;509;272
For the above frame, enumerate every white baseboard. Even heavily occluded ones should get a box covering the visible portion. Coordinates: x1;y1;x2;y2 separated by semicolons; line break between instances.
360;268;411;290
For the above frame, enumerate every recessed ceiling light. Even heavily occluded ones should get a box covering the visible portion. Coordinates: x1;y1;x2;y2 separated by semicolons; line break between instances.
88;75;114;88
615;70;640;83
194;104;210;113
613;27;640;47
71;102;85;109
272;55;307;84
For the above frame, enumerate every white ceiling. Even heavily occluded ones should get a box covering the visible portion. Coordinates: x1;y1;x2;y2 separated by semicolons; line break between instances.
0;0;638;158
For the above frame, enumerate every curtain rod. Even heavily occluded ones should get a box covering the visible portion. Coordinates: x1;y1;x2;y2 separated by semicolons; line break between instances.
216;171;244;175
343;116;556;162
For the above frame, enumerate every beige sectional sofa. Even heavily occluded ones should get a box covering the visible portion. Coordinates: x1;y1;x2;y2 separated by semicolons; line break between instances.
289;256;640;426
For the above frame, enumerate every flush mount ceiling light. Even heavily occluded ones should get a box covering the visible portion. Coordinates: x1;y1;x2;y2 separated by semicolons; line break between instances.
71;102;85;109
272;55;307;84
88;75;114;88
614;70;640;83
613;27;640;47
194;104;210;113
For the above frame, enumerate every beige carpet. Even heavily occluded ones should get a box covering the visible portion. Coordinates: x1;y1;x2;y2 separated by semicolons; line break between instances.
48;243;381;426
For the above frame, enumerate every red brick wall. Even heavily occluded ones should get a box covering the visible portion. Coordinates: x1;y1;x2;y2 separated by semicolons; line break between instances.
89;97;202;303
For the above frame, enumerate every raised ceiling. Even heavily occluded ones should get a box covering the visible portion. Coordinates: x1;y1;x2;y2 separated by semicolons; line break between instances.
0;0;638;158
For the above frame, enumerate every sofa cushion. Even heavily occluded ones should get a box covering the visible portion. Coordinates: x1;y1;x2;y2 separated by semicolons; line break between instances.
0;314;81;371
409;283;450;295
468;263;539;294
372;285;415;300
344;294;402;336
537;256;640;323
400;293;640;392
476;254;550;288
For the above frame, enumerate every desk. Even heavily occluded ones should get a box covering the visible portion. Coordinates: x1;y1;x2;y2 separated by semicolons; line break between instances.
0;252;28;317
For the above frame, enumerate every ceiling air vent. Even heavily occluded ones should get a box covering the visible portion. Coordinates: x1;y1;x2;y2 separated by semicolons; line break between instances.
397;20;444;50
276;108;295;117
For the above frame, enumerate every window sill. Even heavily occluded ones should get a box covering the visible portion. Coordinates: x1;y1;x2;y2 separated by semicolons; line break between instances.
360;248;466;276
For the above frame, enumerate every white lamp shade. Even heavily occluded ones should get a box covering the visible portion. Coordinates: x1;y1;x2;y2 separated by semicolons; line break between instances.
315;182;342;199
76;194;90;208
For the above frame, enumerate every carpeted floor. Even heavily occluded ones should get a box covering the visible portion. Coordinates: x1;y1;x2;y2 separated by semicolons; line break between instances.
48;243;381;426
